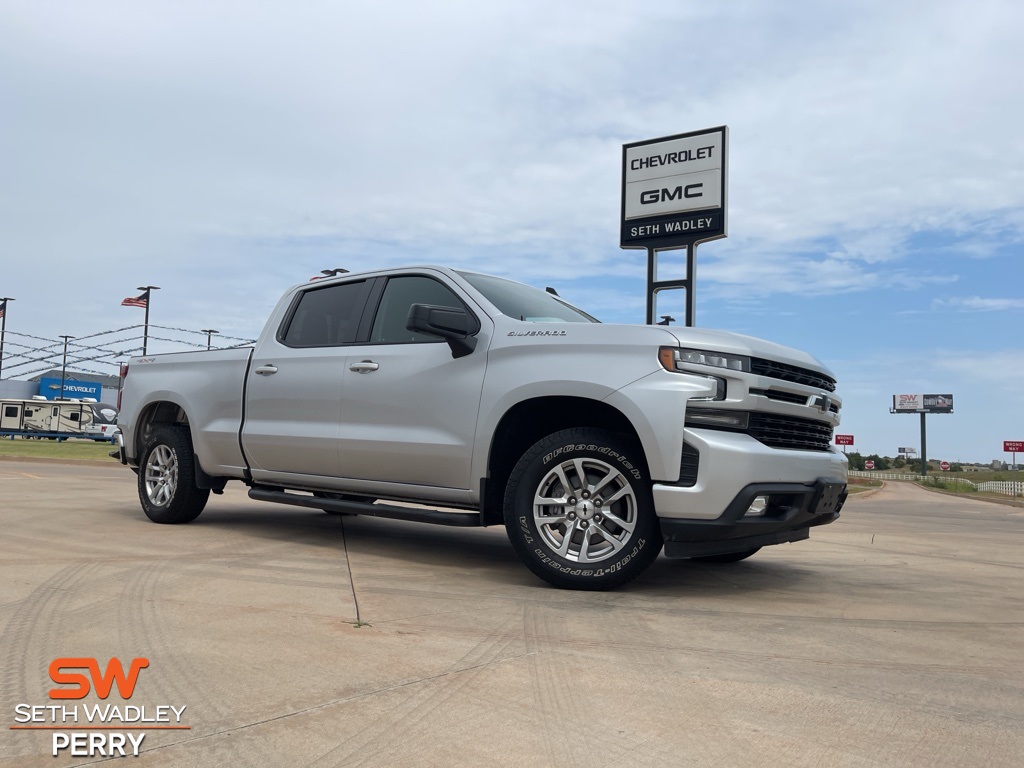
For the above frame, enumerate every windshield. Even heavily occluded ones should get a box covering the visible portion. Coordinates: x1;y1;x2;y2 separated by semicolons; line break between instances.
457;272;600;323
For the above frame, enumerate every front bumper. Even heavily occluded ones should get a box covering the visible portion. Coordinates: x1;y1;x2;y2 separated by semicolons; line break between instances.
653;426;848;519
650;426;847;558
659;478;846;558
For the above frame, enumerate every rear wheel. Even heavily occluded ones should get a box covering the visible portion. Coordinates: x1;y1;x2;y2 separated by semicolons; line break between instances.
138;426;209;524
503;428;662;590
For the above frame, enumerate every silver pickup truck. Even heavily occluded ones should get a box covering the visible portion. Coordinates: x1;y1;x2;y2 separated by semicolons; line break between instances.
116;266;847;589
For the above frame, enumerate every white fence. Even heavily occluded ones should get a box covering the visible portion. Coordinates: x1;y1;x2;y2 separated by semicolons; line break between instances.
848;470;1024;497
977;481;1024;496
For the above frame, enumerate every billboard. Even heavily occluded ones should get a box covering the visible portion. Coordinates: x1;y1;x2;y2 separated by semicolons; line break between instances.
892;393;953;414
899;446;917;454
38;377;102;401
620;126;728;249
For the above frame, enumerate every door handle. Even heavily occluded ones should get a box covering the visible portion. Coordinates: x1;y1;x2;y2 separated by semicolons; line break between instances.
254;365;279;376
349;360;379;373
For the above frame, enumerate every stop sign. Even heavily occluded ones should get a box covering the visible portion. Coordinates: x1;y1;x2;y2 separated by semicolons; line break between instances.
940;461;950;471
864;460;875;470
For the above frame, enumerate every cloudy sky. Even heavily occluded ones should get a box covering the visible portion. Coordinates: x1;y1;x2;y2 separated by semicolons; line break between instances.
1;0;1022;463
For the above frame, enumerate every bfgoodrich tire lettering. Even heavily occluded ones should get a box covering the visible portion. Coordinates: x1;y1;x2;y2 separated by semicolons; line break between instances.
503;427;663;590
138;426;210;524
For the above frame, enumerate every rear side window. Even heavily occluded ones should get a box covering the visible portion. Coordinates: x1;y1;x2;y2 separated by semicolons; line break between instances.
281;280;371;347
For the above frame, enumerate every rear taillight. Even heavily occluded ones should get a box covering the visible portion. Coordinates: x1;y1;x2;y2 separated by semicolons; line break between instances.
117;363;129;411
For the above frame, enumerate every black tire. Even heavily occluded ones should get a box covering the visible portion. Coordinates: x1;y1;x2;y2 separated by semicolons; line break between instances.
138;426;210;524
691;547;761;563
503;427;663;590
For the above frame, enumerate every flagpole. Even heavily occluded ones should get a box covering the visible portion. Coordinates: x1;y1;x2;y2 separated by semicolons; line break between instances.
0;297;12;381
136;286;160;355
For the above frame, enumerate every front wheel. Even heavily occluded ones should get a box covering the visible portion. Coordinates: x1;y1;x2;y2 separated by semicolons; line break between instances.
138;426;210;524
503;428;663;590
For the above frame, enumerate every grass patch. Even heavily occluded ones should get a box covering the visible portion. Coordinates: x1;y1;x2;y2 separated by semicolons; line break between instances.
0;437;117;461
919;476;978;494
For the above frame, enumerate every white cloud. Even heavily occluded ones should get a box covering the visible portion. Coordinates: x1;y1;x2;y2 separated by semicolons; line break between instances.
933;296;1024;312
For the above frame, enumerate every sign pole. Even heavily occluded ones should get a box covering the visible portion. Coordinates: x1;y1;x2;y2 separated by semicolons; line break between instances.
645;248;656;325
920;412;927;477
685;242;696;327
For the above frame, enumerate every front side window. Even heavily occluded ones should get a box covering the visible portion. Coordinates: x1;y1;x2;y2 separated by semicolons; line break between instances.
369;276;467;344
281;280;371;347
4;406;17;418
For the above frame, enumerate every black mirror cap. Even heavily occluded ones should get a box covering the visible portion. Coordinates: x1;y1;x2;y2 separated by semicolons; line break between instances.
406;304;479;358
406;304;476;339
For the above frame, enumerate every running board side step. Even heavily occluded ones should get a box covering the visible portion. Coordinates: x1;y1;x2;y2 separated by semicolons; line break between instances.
247;486;484;527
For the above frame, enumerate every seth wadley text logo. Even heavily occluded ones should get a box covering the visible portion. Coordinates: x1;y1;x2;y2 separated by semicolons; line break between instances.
10;657;189;758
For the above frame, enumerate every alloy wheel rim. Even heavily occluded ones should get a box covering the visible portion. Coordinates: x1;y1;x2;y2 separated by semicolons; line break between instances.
144;445;178;506
532;457;637;563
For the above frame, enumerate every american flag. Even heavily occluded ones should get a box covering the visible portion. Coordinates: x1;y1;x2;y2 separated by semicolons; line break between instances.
121;291;148;309
0;299;6;318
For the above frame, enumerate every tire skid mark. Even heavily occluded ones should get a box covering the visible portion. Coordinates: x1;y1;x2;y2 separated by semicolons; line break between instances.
116;559;265;768
523;604;585;767
307;612;526;768
522;605;661;768
117;561;196;712
0;563;101;712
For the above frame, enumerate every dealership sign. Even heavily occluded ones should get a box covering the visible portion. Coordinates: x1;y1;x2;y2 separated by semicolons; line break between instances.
892;393;954;414
621;126;728;249
39;377;102;401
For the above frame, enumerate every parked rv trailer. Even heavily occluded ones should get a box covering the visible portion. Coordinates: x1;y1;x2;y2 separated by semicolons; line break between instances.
0;398;95;437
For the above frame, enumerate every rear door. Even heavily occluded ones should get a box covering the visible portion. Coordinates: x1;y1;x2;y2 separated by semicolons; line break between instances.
242;278;373;478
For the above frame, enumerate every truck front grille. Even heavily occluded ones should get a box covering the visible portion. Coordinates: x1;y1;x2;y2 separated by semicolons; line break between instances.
750;358;836;392
747;413;834;452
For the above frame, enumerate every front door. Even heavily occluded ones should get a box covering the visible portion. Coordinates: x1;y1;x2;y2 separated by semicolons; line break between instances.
336;274;487;490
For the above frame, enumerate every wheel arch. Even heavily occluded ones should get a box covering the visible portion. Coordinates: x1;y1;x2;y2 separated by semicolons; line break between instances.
133;400;190;464
482;395;647;524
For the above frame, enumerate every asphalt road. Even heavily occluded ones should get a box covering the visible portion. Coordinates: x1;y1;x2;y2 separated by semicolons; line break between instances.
1;460;1021;767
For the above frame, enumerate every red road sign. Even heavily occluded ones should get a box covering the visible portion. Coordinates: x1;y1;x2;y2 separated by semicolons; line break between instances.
835;434;854;446
864;460;875;470
940;461;950;471
1005;441;1024;453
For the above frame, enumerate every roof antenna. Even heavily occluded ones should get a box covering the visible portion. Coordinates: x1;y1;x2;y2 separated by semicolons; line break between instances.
656;315;675;326
545;287;559;296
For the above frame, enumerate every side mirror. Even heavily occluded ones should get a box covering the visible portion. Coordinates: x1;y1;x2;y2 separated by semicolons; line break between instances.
406;304;478;358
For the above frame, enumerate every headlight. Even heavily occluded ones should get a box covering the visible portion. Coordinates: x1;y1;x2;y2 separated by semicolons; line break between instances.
659;347;750;373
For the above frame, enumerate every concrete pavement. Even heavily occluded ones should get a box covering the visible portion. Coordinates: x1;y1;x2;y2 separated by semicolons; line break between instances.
1;461;1021;767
